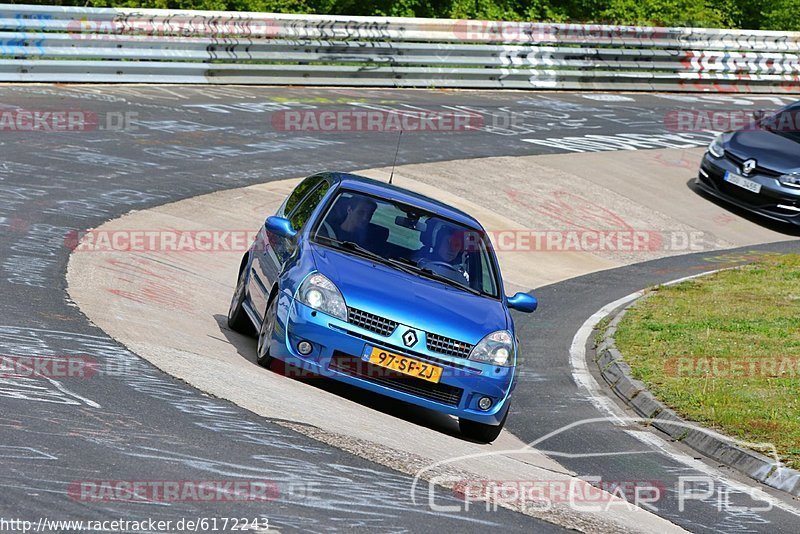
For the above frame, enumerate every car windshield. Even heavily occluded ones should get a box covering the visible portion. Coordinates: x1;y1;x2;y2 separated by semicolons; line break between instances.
760;103;800;143
311;190;500;298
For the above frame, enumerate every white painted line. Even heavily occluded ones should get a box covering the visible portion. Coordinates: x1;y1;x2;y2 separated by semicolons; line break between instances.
569;288;644;424
47;377;101;409
10;357;101;409
0;446;57;460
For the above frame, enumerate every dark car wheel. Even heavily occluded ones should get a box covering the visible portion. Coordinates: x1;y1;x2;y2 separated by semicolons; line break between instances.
256;294;278;369
228;262;256;336
458;407;508;443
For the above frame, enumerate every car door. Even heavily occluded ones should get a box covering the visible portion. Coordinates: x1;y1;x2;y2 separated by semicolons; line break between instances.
248;175;330;318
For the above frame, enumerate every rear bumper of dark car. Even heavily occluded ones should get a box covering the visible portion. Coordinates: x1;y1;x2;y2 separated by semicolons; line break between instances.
697;152;800;226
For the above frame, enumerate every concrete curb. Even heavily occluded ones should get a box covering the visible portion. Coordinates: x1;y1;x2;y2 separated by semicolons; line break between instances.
593;290;800;498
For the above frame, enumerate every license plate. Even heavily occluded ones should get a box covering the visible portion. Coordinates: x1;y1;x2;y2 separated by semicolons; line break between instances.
368;347;442;383
724;171;762;194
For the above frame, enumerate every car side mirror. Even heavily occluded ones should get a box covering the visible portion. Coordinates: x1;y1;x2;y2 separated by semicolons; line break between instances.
507;292;537;313
265;216;297;239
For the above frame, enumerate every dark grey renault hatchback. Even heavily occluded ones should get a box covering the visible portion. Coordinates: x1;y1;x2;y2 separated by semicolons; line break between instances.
697;101;800;225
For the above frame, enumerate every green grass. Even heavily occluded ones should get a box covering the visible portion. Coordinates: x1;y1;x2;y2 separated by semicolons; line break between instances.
614;254;800;469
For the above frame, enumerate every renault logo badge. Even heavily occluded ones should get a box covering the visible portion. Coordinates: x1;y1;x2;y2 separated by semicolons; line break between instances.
402;330;418;347
742;159;757;176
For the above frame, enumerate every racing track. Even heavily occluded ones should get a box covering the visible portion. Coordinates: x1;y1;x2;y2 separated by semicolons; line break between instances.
2;85;800;533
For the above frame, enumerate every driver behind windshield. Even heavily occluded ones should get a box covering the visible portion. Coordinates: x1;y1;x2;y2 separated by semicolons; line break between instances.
417;224;469;285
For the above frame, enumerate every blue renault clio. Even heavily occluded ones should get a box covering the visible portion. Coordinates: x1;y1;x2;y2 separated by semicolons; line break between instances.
228;172;537;442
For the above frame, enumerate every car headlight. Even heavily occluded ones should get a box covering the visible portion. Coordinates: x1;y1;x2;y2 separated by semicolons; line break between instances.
779;172;800;188
469;330;515;366
708;134;725;158
297;273;347;321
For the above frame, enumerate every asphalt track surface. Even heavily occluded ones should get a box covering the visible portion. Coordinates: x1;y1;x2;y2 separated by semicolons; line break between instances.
1;85;799;532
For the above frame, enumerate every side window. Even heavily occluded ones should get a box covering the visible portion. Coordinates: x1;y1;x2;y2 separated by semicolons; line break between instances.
289;181;331;231
281;175;323;217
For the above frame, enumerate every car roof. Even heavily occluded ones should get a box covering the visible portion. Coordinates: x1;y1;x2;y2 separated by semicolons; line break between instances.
321;172;482;229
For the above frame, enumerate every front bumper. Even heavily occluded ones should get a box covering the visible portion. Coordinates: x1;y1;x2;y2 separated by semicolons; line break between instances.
268;299;515;425
697;152;800;225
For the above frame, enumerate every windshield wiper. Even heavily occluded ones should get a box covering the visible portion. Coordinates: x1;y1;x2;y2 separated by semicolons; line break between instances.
416;267;484;297
318;236;381;261
390;256;420;268
391;256;485;297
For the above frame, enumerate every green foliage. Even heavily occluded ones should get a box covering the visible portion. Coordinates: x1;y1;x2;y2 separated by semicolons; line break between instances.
596;0;733;27
7;0;799;30
761;0;800;31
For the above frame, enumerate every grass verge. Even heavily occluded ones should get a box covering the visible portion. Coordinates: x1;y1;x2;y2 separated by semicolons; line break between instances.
614;253;800;469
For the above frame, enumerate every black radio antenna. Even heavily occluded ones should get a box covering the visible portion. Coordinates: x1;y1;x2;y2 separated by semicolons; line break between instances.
389;130;402;185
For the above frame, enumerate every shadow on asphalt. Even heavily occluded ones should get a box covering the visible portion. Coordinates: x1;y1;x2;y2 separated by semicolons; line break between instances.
687;178;800;237
212;313;465;440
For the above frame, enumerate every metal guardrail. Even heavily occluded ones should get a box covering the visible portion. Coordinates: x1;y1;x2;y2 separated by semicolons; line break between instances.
1;4;799;91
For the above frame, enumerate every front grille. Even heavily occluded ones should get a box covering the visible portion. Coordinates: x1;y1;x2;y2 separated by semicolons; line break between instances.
337;327;479;372
347;307;397;336
329;352;463;406
725;152;782;178
427;332;474;359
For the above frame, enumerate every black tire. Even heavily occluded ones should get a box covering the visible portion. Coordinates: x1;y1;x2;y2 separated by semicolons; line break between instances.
459;407;509;443
256;294;278;369
228;261;256;336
